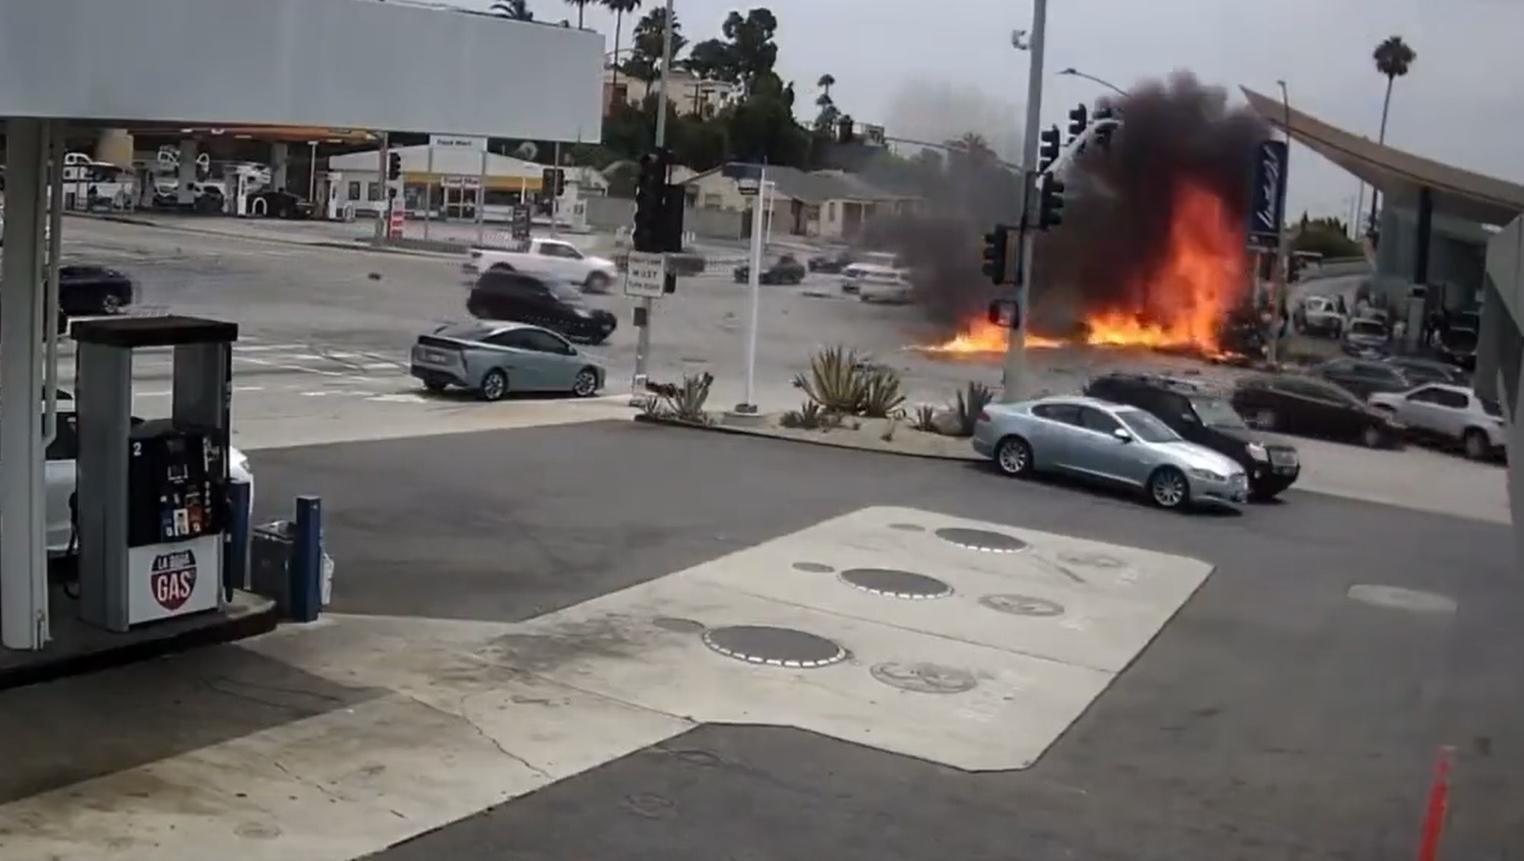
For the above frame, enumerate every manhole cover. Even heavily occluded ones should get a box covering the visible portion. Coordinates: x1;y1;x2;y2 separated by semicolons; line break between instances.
702;625;848;668
871;662;978;694
652;616;705;634
792;561;835;573
889;522;926;532
1347;584;1457;614
840;568;952;599
936;527;1028;553
980;593;1065;617
1056;551;1125;569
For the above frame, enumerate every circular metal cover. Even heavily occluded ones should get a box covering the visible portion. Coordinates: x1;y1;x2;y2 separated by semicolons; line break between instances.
936;527;1029;553
870;662;978;694
792;561;835;573
702;625;848;668
840;568;952;599
979;593;1065;617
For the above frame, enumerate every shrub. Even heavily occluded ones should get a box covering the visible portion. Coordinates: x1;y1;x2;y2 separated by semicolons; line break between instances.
860;367;906;418
645;372;714;424
794;346;869;413
780;401;840;431
911;404;938;432
953;382;995;437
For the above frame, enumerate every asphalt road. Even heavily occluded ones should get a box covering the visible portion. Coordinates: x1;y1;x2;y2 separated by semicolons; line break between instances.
243;419;1521;860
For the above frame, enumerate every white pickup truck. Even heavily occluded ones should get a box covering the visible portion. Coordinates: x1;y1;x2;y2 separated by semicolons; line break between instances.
463;238;619;294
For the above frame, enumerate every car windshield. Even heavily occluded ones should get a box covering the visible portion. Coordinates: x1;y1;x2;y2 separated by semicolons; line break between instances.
1190;397;1247;429
436;323;494;341
1118;409;1180;443
1350;321;1384;336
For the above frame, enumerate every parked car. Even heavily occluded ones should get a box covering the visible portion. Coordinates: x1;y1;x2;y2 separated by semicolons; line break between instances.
59;265;135;315
246;189;313;219
1084;372;1300;500
1231;374;1402;448
733;254;806;285
808;248;854;273
1369;384;1508;460
972;395;1249;510
1436;324;1479;369
1312;357;1412;399
39;395;252;555
155;182;224;214
410;321;605;402
1294;295;1345;337
466;269;617;344
840;251;910;295
1383;356;1470;387
464;238;618;294
1341;317;1391;357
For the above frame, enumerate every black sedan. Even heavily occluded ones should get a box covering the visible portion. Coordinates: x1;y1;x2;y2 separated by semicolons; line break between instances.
246;190;314;219
59;265;134;315
1085;372;1300;500
1384;356;1469;386
1311;357;1413;400
733;255;806;285
1231;374;1402;448
466;269;616;345
807;249;854;273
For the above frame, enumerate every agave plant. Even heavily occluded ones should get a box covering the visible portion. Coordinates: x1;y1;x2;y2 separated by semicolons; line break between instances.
645;372;714;424
953;382;995;437
911;404;938;432
794;346;869;413
781;400;827;430
860;367;906;418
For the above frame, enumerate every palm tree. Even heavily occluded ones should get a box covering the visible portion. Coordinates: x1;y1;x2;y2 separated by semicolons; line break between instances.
1367;35;1416;231
565;0;591;28
490;0;533;20
817;73;835;100
603;0;644;94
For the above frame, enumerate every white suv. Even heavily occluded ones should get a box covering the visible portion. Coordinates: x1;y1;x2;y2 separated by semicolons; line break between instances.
1369;384;1508;460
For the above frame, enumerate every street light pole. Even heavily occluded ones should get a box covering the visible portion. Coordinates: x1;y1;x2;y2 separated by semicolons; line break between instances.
1270;79;1293;367
1001;0;1047;403
630;0;674;397
1057;67;1127;97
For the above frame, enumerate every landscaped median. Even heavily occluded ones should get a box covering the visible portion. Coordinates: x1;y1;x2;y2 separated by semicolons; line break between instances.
631;346;995;462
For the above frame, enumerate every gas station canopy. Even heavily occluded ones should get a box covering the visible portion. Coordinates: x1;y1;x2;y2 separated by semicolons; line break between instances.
1241;86;1524;227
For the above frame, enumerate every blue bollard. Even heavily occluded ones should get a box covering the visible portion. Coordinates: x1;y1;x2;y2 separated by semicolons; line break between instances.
290;495;323;622
225;480;252;602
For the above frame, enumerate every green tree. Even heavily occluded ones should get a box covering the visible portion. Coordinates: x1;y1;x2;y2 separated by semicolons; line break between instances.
684;39;738;85
1368;35;1416;229
817;73;835;100
722;8;779;88
490;0;533;19
603;0;644;92
564;0;592;28
623;7;687;83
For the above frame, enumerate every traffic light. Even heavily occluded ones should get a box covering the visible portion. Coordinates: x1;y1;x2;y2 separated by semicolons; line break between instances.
981;224;1014;285
633;149;671;253
1037;125;1062;172
659;183;686;253
1067;103;1088;140
1038;174;1066;229
387;152;402;182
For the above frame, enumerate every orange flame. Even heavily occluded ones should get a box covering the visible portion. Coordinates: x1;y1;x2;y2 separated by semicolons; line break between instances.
920;180;1247;356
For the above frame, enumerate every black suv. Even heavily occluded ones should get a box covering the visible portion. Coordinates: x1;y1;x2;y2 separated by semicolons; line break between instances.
467;270;617;344
1085;372;1301;500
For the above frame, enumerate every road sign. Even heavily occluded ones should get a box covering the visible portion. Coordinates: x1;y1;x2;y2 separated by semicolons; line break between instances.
441;175;480;189
624;250;667;298
1245;139;1288;252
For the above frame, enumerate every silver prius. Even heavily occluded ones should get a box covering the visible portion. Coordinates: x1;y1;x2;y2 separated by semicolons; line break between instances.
972;395;1249;510
410;321;605;402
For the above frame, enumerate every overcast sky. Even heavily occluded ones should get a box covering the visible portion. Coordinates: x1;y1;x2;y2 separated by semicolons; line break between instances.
452;0;1524;221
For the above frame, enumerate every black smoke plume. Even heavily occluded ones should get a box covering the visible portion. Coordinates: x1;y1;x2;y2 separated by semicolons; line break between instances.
862;72;1267;336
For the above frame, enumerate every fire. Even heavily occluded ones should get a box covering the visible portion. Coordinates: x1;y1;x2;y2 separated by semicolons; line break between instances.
919;179;1248;357
917;318;1064;354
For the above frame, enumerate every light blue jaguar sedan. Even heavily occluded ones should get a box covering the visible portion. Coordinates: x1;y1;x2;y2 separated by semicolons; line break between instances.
410;321;605;402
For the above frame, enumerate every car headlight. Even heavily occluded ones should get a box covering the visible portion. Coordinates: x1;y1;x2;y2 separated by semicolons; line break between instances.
1188;467;1226;482
574;308;592;318
1245;442;1268;461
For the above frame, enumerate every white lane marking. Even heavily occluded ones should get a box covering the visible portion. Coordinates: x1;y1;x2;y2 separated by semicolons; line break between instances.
367;393;431;404
237;344;308;352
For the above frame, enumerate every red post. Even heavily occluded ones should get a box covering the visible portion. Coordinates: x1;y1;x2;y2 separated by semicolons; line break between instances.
1416;745;1455;861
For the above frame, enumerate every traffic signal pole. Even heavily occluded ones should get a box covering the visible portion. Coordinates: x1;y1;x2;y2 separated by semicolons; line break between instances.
373;131;389;247
630;0;675;398
1001;0;1047;403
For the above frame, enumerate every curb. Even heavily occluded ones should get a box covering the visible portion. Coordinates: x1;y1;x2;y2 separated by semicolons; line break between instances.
630;413;981;463
65;212;461;260
0;594;278;692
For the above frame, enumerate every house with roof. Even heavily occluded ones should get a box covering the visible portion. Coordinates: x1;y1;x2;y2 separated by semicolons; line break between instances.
682;163;919;240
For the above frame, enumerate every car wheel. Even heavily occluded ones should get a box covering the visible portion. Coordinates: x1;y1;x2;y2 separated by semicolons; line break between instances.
1463;428;1490;460
479;369;509;402
1147;466;1190;510
994;436;1034;477
422;379;448;393
572;367;600;398
1360;424;1386;448
585;272;611;294
100;293;123;314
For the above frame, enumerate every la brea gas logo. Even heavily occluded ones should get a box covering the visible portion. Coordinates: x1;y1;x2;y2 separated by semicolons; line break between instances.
150;549;198;611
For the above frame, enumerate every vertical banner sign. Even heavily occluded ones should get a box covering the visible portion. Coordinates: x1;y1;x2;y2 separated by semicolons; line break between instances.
1245;139;1288;252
